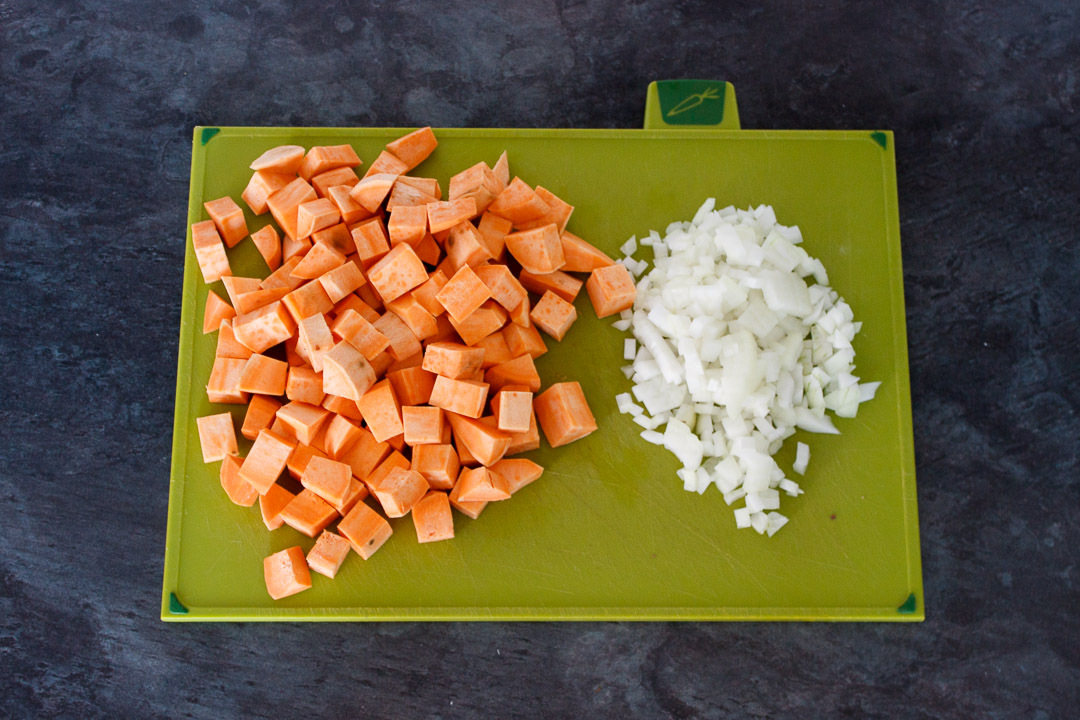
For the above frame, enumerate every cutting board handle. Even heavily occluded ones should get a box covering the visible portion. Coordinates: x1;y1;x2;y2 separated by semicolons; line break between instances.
643;80;741;130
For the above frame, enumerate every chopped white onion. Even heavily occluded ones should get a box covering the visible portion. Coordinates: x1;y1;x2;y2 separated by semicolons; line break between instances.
615;201;877;536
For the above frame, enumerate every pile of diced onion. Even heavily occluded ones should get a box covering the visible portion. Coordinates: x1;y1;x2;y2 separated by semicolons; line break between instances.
611;200;879;536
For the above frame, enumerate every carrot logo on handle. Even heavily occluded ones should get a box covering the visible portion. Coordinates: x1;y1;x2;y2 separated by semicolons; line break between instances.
665;86;721;118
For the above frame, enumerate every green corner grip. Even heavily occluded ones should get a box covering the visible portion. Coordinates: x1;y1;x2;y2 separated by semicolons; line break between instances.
644;80;741;130
870;131;888;149
897;593;917;614
168;592;189;614
200;127;220;145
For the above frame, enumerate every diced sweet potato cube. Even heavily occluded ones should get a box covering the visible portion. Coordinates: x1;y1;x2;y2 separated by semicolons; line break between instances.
448;477;487;519
373;311;422;360
366;243;428;304
508;293;531;328
221;276;261;308
243;170;293;216
429;376;489;418
260;256;304;292
356;380;403;443
492;458;544;494
505;223;566;274
301;455;353;506
286;365;325;406
191;220;231;283
387;366;436;405
386;294;438;340
319;261;365;304
296;313;333;372
233;301;296;354
279;488;338;538
250;224;282;271
216;319;253;360
472;264;525;312
292;240;346;279
485;354;541;392
477;211;512;259
364;449;410;493
282;233;312;263
299;144;362;181
311;166;359;198
276;401;332;447
530;290;578;341
238;353;288;395
286;442;329;482
233;285;289;315
204;196;248;248
324;415;363;459
207;357;249;404
445;221;492;271
259;483;295;530
436;265;492;323
535;381;597;448
448;300;507;346
446;412;511;467
368;349;393;377
334;308;391;360
219;455;258;506
322;341;377;402
337;501;393;559
283;281;334;323
427;197;478;234
386;126;438;170
397;175;441;198
421;341;485;379
323;393;363;421
295;198;341;240
386;181;438;209
338;427;391;479
414;233;442;265
350;173;398;213
411;444;460;490
560;230;614;272
350;217;391;267
312;222;355;255
492;389;533;433
473;332;512;369
492;151;510;189
448;161;501;214
586;263;637;318
402;406;444;446
502;322;548;360
388;204;428;247
240;429;295;494
363;150;409;179
332;477;369;516
327;184;371;225
519;269;582;303
489;177;550;224
514;186;574;232
196;412;238;463
250;145;304;174
306;530;352;579
456;466;511;502
412;491;454;543
411;269;449;316
369;467;429;518
267;177;317;240
242;395;282;441
264;546;312;599
334;293;380;323
203;290;236;334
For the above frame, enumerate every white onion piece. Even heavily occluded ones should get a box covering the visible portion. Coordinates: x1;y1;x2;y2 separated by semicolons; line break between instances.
616;200;877;536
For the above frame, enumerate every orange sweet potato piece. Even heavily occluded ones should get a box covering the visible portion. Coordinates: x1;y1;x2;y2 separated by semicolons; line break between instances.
386;181;438;210
485;354;541;392
219;455;258;506
514;186;574;232
448;162;502;214
322;341;377;402
386;294;438;340
301;455;353;506
446;412;511;467
370;466;429;518
411;269;449;316
332;477;369;516
427;197;478;234
456;466;511;502
286;366;325;406
319;261;366;304
250;224;283;271
242;395;282;441
324;414;364;460
207;357;249;404
296;313;334;372
363;150;409;179
448;300;507;346
448;477;487;519
350;216;391;264
191;220;231;283
444;221;493;270
240;429;295;494
397;175;441;199
402;405;444;445
295;198;341;240
306;530;352;579
435;265;492;323
264;546;312;599
412;491;455;543
386;127;438;170
323;393;363;421
492;151;510;189
519;269;582;303
261;256;304;292
337;501;393;559
259;483;295;530
283;281;334;323
334;293;380;323
388;204;428;247
350;172;398;213
299;144;362;181
327;184;371;225
216;319;253;360
356;380;403;443
421;341;485;379
312;166;359;198
560;230;614;272
334;308;391;360
366;243;428;303
221;276;261;307
233;301;297;354
492;389;534;433
338;427;391;479
535;381;597;448
489;177;550;224
276;401;332;447
204;196;248;248
387;365;437;405
474;332;512;369
530;290;578;341
492;458;544;495
414;233;442;266
411;443;460;490
312;222;355;255
477;211;512;260
586;263;637;318
472;264;524;315
373;311;422;361
196;412;238;463
505;409;540;455
242;171;294;216
282;234;312;263
505;223;566;274
508;293;531;328
203;290;236;334
237;353;288;395
250;145;304;174
267;177;317;240
279;488;338;538
429;376;489;419
502;322;548;359
292;240;346;279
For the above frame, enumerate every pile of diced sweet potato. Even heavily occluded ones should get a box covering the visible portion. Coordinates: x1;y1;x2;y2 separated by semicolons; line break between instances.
191;128;637;599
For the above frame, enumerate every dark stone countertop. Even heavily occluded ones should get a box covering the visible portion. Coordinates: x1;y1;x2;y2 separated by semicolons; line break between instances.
2;1;1077;717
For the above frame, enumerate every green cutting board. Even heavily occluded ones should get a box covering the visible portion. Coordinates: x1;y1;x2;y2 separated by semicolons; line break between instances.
162;82;921;621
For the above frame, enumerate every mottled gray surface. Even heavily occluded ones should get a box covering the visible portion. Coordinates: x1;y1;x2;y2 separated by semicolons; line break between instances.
2;0;1078;717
